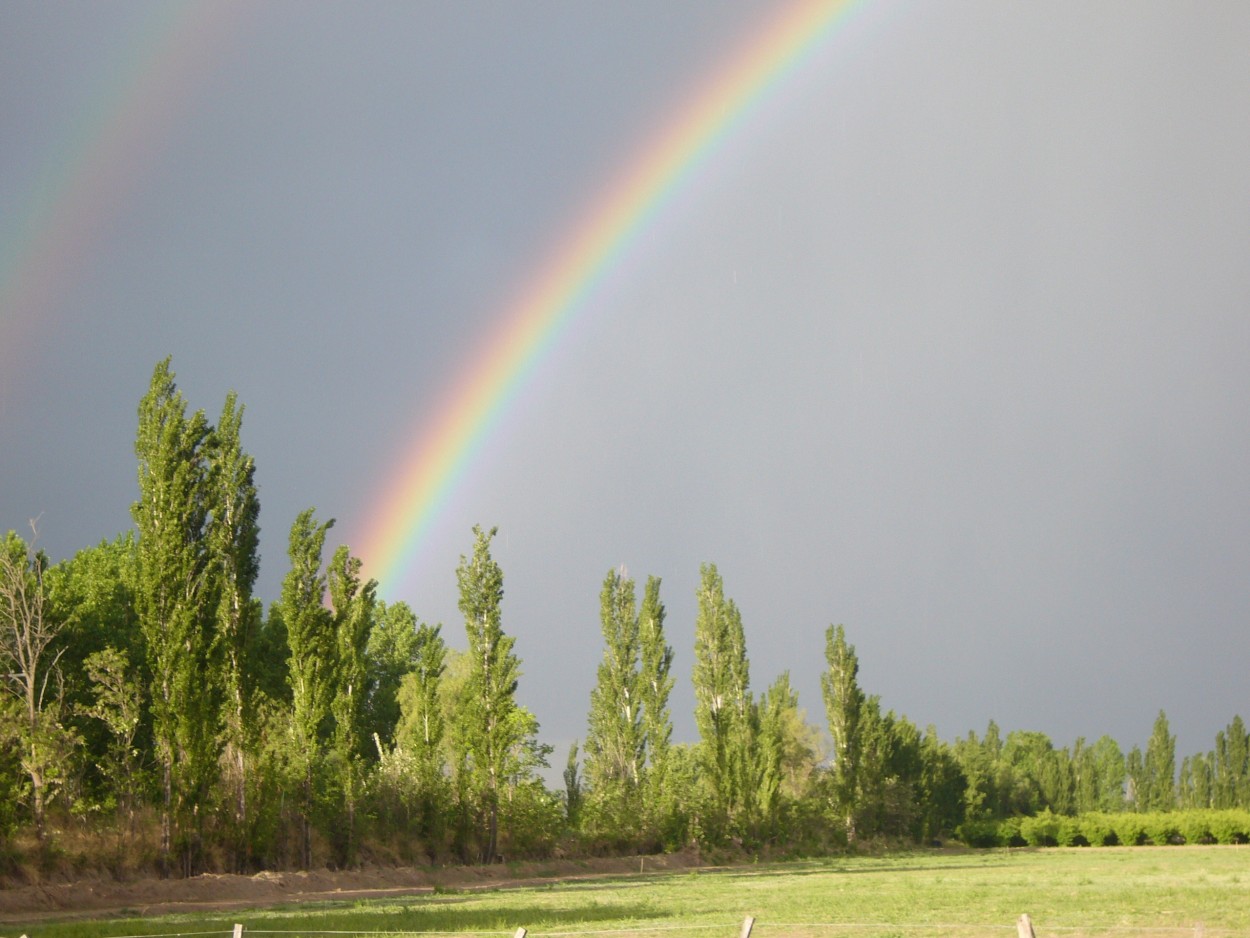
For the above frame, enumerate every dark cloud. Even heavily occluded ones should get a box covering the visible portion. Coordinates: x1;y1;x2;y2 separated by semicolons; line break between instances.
2;1;1248;767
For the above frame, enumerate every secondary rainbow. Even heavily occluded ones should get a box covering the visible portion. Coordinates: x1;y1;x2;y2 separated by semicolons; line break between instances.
0;2;241;408
358;0;864;593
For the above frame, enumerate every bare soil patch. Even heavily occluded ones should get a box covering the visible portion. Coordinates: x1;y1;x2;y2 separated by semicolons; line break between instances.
0;851;706;924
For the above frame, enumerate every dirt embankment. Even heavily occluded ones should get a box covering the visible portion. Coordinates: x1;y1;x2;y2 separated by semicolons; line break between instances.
0;851;705;925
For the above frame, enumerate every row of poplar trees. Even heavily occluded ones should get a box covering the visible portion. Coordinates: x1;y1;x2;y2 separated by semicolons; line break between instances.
570;567;969;853
0;361;559;873
4;359;1250;875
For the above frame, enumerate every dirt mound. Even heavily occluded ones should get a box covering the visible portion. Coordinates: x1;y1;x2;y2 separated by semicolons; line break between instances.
0;851;706;925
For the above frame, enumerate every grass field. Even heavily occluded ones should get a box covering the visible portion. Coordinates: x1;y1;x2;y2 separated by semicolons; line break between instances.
13;846;1250;938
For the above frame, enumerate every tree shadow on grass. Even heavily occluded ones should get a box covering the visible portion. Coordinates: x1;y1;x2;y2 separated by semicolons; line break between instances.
245;897;673;934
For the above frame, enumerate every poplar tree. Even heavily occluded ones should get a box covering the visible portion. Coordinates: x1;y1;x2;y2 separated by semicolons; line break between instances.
637;576;673;813
455;524;524;862
584;568;643;829
327;544;376;863
281;508;335;869
209;391;260;868
691;563;752;835
821;624;863;840
755;672;799;839
1143;709;1176;811
1213;715;1249;809
1179;752;1214;809
132;358;216;868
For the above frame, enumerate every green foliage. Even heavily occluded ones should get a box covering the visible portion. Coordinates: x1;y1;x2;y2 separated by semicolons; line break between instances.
82;646;145;826
691;564;752;840
454;525;546;862
1206;808;1250;844
0;736;21;840
362;601;424;751
1020;809;1061;846
637;575;674;842
1143;710;1177;811
45;535;143;761
959;810;1250;849
954;818;999;848
280;508;336;868
562;741;582;828
0;528;74;840
1075;812;1116;846
1213;715;1250;808
11;360;1250;870
583;568;643;836
821;624;862;839
498;778;565;859
380;620;450;859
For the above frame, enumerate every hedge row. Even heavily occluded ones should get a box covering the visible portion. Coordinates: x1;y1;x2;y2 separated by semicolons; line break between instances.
957;809;1250;848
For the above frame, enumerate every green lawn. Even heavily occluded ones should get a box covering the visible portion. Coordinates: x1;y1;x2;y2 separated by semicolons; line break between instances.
15;847;1250;938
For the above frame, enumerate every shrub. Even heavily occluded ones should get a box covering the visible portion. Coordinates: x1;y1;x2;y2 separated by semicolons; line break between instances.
1111;814;1149;846
1178;811;1215;846
1055;815;1087;847
1209;810;1250;845
956;819;1000;849
1144;812;1183;846
997;816;1026;847
1020;810;1060;847
1078;813;1116;846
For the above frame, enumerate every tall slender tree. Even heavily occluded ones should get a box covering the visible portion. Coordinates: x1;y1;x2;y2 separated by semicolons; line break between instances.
1143;709;1176;812
754;672;800;840
1213;715;1249;809
327;544;376;864
637;575;673;832
691;563;752;836
584;568;643;831
455;524;524;862
132;358;217;869
208;391;261;870
281;508;336;869
821;624;863;841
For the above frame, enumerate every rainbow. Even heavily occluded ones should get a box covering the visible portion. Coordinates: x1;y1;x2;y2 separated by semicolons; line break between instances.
358;0;865;594
0;3;241;410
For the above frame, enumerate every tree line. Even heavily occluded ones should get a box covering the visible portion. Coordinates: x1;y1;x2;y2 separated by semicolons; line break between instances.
2;359;1248;874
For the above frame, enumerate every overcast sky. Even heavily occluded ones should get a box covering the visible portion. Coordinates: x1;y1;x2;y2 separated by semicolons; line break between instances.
3;1;1248;770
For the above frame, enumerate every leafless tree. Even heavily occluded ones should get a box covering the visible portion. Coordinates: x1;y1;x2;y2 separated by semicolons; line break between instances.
0;520;75;840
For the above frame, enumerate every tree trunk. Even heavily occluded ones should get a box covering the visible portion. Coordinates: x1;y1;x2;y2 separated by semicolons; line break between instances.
161;756;173;872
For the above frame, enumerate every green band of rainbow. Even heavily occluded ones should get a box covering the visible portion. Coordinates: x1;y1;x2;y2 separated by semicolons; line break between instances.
358;0;864;594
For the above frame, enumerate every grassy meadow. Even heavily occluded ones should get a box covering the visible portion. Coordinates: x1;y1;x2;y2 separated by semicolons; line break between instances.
11;846;1249;938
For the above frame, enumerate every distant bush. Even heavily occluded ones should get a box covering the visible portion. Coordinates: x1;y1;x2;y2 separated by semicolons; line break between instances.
997;816;1026;847
1110;813;1149;846
1055;815;1087;847
1208;810;1250;845
1077;813;1116;846
1178;811;1215;845
1143;813;1183;846
958;809;1250;850
955;819;1000;848
1020;810;1060;847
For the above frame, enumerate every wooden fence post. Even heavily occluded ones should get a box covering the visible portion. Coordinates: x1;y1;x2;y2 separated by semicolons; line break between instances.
514;928;528;938
1017;914;1035;938
233;925;244;938
740;915;756;938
